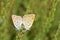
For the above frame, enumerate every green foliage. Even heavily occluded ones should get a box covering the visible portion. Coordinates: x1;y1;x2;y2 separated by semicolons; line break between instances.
0;0;60;40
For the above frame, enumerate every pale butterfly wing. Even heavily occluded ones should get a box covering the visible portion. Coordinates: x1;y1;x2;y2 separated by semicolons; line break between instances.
23;14;35;30
12;15;23;30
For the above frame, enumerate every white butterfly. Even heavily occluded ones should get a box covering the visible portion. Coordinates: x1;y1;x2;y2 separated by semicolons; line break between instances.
12;14;35;30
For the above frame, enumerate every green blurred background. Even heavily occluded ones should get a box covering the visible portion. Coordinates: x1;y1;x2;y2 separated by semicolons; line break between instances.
0;0;60;40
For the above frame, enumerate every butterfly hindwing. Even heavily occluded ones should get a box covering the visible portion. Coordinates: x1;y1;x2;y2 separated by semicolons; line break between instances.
23;14;35;30
12;15;23;30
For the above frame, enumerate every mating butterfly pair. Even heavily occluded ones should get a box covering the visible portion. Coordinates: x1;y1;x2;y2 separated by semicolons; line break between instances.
12;14;35;30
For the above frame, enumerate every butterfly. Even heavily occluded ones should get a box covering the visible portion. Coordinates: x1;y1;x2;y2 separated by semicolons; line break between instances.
12;14;35;30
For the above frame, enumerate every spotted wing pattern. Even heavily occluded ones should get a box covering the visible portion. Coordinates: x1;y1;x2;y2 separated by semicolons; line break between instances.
12;15;22;30
12;14;35;30
23;14;35;30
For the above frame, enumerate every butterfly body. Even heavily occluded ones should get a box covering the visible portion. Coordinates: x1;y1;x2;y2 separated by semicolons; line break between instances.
12;14;35;30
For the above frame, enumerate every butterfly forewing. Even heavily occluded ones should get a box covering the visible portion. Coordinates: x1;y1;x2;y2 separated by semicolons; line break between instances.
23;14;35;30
12;15;23;30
